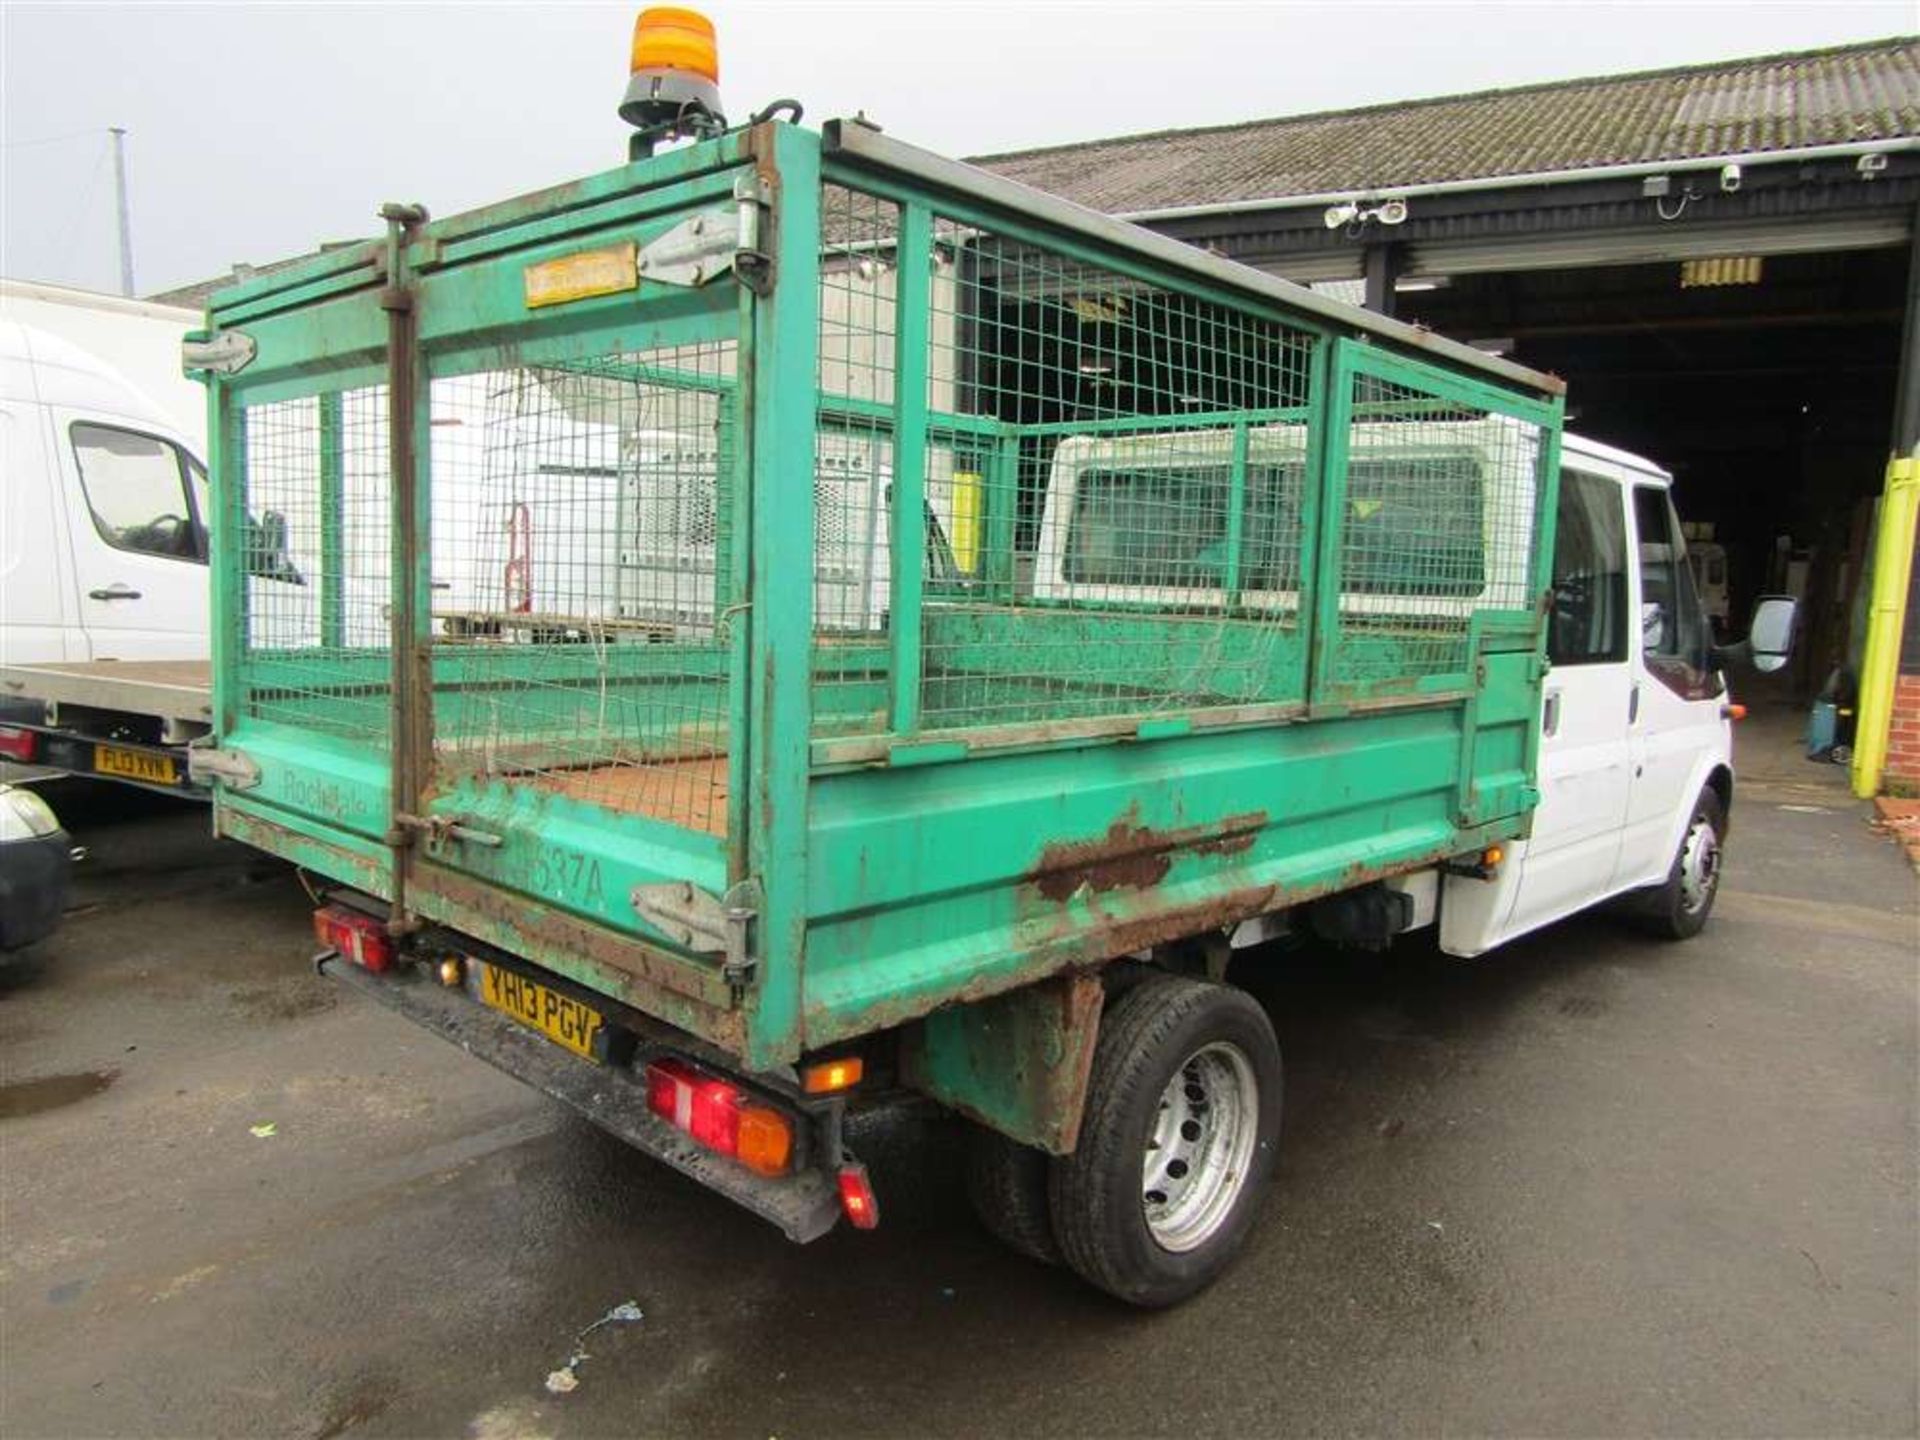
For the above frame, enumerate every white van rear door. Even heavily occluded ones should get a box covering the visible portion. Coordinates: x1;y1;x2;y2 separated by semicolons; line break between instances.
57;414;209;660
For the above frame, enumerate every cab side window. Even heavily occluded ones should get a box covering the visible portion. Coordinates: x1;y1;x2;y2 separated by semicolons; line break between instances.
1547;470;1628;666
70;423;205;563
1632;485;1717;698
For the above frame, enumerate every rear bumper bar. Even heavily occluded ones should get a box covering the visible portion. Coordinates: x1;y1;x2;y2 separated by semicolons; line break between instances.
319;957;843;1242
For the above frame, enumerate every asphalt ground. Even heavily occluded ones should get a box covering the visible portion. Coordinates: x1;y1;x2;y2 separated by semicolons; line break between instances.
2;706;1914;1438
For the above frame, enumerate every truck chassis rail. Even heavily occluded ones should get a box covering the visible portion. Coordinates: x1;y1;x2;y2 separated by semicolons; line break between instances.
319;956;844;1242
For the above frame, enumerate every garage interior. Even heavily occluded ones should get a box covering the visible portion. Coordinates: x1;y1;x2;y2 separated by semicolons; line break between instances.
1398;244;1910;696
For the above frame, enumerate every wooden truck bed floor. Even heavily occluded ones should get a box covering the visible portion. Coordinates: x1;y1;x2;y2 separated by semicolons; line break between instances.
523;755;730;836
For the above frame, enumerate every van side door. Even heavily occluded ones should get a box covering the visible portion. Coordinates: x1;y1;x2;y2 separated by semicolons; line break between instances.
1613;484;1725;890
56;417;210;660
1500;465;1636;938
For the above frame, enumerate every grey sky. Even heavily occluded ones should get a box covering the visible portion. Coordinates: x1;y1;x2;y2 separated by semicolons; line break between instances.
3;1;1913;299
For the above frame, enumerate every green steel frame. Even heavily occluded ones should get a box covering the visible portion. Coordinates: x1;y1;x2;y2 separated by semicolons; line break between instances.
193;121;1565;1089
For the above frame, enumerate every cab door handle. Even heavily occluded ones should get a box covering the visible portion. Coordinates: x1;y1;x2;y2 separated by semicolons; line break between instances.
89;584;142;601
1628;683;1641;724
1542;691;1561;737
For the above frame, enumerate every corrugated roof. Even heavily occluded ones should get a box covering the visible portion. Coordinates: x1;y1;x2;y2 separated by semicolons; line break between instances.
973;37;1920;214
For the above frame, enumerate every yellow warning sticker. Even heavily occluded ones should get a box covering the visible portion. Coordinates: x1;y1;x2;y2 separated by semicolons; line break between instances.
523;242;639;310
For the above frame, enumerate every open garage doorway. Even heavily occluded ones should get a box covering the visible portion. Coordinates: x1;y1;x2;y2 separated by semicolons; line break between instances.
1397;245;1909;700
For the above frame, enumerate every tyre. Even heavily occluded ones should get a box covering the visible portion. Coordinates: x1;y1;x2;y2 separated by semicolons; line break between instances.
965;1125;1061;1265
1049;973;1282;1307
1634;788;1726;940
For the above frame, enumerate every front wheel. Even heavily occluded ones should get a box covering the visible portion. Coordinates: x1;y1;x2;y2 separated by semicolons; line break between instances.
1049;973;1282;1307
1635;788;1726;940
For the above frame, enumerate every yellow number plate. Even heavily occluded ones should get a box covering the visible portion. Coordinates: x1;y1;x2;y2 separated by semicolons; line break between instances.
94;744;177;784
478;963;604;1061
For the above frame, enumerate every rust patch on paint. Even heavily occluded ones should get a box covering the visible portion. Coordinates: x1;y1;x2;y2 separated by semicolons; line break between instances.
1030;807;1268;902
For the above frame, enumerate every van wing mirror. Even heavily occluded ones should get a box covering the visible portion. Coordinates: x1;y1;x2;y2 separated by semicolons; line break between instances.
1747;594;1796;673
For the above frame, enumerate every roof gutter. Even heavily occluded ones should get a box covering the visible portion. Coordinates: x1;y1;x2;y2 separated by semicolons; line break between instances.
1114;137;1920;224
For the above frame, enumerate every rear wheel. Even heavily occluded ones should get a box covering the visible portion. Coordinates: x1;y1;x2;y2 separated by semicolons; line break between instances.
965;1125;1060;1265
1049;973;1282;1307
1635;788;1726;940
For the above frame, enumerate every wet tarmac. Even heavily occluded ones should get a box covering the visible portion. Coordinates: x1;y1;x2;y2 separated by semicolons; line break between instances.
1;717;1914;1438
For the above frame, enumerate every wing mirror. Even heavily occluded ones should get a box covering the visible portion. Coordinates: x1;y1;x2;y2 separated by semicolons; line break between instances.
1715;594;1796;673
1746;595;1796;673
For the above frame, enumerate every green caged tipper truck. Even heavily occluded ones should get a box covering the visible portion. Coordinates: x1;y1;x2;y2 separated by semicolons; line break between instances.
180;10;1789;1306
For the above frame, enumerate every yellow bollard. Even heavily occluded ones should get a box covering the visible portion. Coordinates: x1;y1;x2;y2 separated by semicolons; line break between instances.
1852;453;1920;798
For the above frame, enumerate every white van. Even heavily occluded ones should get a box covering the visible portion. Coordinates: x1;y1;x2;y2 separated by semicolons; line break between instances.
1034;425;1791;951
0;318;214;664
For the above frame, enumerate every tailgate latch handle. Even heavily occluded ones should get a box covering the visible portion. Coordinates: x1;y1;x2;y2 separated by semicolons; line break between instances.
394;812;504;850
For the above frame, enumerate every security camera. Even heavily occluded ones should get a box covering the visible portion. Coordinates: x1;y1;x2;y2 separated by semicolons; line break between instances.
1719;163;1742;194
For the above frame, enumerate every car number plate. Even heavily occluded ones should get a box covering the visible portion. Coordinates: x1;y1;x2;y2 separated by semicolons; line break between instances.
94;744;177;784
477;963;604;1061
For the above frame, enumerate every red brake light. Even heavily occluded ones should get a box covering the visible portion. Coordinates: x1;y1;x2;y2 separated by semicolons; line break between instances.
644;1057;792;1176
312;905;395;973
0;726;36;762
837;1162;880;1230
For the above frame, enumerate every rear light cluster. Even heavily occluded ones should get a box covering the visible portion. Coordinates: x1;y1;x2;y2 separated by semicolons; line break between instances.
312;905;395;973
645;1057;793;1177
0;726;36;762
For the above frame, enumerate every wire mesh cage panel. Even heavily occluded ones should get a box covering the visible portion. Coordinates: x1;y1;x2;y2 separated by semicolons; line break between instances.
812;185;904;735
815;182;1323;740
427;345;739;837
235;387;394;745
1322;371;1544;692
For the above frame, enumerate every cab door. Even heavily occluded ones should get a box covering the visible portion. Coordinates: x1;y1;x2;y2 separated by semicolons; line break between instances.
55;415;210;660
1613;484;1724;890
1502;464;1635;938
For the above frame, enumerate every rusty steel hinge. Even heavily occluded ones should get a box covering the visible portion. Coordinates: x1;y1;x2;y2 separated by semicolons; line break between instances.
186;740;260;791
732;172;774;294
631;172;772;292
181;329;256;377
630;877;762;987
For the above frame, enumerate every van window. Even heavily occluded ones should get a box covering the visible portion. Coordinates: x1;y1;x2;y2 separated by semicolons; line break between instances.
1065;465;1231;587
70;423;204;563
1242;465;1307;590
1337;455;1483;596
1063;453;1481;596
1548;470;1628;665
1633;486;1718;698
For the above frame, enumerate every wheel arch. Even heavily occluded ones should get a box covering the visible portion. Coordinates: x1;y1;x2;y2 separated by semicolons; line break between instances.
1706;762;1733;822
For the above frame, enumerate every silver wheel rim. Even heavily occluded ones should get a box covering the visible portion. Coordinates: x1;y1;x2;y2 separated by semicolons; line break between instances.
1678;816;1720;914
1142;1041;1259;1253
